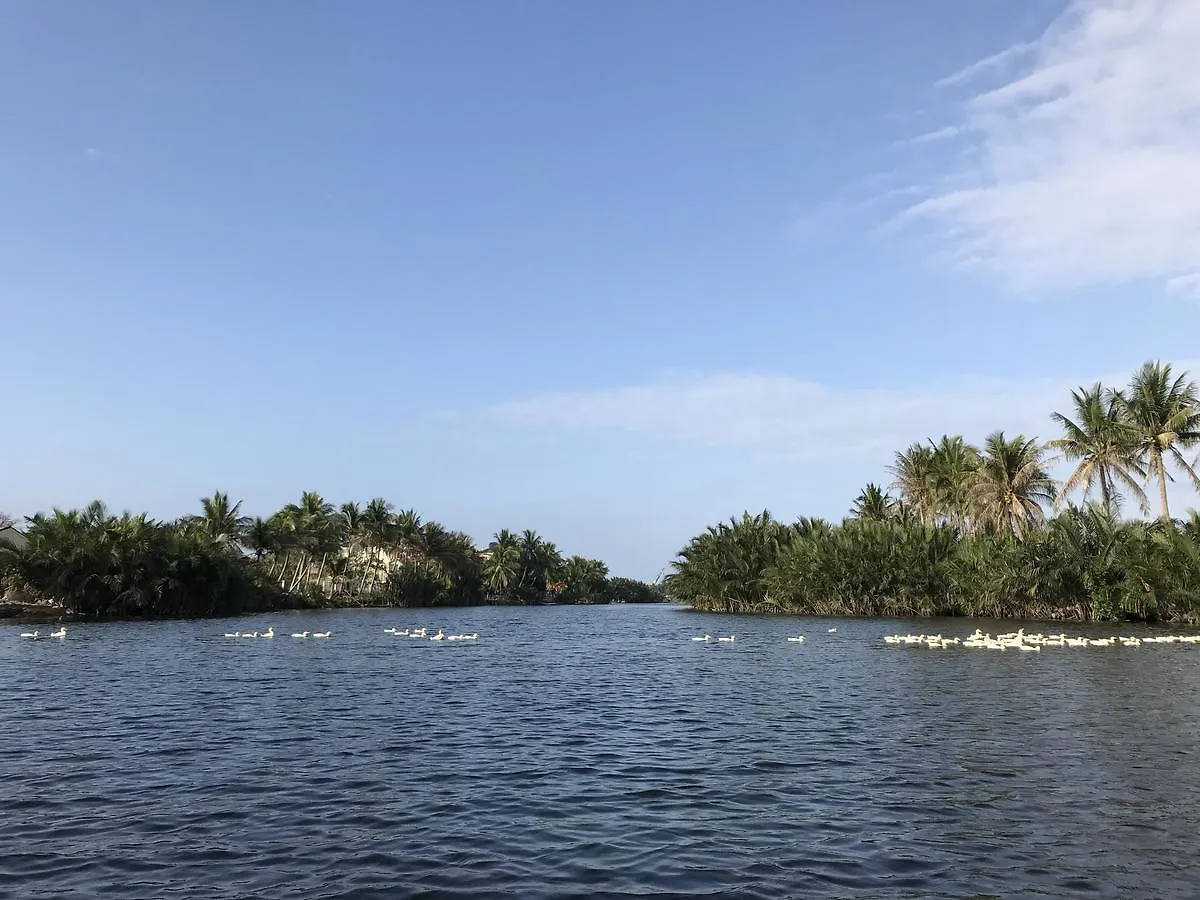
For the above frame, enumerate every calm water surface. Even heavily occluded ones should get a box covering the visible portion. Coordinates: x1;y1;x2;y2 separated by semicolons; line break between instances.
3;605;1200;898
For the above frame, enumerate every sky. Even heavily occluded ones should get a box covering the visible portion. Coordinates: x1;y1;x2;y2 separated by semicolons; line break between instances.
5;0;1200;579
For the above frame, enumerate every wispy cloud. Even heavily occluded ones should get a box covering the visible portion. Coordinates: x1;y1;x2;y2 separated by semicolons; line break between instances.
480;370;1091;463
934;41;1036;89
1167;273;1200;300
902;125;963;146
903;0;1200;294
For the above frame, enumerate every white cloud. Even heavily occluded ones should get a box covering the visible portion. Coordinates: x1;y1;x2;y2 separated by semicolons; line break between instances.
934;42;1036;88
903;0;1200;294
482;370;1089;463
903;125;963;145
1167;272;1200;299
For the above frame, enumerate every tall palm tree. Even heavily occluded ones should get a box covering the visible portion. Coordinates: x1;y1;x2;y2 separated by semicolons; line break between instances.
357;498;394;594
1116;361;1200;520
1049;383;1145;516
890;444;938;525
890;437;979;528
484;530;520;600
969;431;1056;539
191;490;249;549
393;509;424;563
338;502;363;540
282;492;335;591
929;435;980;529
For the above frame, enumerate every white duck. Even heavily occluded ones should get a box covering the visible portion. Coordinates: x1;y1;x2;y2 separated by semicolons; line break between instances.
48;626;66;639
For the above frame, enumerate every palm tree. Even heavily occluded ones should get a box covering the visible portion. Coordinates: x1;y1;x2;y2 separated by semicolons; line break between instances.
890;438;979;528
563;555;610;603
484;530;520;600
850;484;895;521
969;431;1056;539
1049;383;1145;516
282;492;335;591
356;498;394;594
393;509;424;563
338;502;363;541
190;490;250;549
242;516;276;561
1115;361;1200;520
890;444;938;525
929;435;980;529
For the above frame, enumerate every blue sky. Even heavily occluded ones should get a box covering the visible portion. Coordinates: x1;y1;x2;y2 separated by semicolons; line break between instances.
6;1;1200;579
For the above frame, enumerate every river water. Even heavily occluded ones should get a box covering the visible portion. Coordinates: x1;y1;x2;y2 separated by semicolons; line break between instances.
3;604;1199;898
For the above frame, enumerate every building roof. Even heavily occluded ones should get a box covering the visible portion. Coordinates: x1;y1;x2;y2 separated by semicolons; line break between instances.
0;526;28;550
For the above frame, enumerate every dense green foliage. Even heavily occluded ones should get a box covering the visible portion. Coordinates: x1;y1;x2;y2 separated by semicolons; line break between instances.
1;495;660;619
666;361;1200;624
0;502;282;619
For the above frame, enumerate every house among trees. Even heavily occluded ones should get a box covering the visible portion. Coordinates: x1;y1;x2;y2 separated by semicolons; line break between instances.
0;525;27;551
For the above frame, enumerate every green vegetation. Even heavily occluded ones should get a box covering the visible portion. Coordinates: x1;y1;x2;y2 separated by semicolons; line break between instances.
0;495;662;620
665;361;1200;624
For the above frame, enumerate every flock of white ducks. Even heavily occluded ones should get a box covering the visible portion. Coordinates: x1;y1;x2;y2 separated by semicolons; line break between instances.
20;626;66;640
223;627;332;639
384;626;479;641
219;625;481;642
693;633;815;643
883;627;1200;651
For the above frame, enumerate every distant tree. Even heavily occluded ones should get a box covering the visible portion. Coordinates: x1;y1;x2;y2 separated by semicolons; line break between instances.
0;512;15;530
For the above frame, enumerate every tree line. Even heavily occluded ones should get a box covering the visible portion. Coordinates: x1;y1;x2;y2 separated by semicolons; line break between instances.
665;361;1200;623
0;495;662;619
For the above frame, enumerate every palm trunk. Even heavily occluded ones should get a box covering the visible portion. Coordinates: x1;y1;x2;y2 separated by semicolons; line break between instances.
357;544;374;596
316;553;328;595
1100;470;1113;518
289;553;308;592
1156;451;1171;520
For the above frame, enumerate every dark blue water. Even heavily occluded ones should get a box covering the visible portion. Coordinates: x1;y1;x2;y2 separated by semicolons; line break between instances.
4;605;1200;898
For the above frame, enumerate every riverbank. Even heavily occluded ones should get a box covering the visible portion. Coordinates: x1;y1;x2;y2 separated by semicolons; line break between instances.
1;496;663;622
664;509;1200;625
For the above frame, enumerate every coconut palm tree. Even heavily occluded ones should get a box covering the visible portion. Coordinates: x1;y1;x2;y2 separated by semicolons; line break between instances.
1049;383;1145;516
850;484;895;521
392;509;424;563
242;516;276;561
890;443;938;525
281;492;335;591
969;431;1056;539
189;490;250;549
1115;361;1200;520
484;530;520;600
929;435;980;529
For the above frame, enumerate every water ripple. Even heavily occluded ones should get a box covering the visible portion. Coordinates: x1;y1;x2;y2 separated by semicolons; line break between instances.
3;607;1200;897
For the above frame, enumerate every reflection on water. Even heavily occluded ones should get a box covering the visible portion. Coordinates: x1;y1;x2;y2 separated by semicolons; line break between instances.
3;606;1199;898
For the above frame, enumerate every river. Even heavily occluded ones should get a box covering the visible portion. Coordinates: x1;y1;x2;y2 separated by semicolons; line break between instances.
3;604;1199;898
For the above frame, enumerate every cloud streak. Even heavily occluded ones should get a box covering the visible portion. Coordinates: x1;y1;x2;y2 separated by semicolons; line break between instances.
903;0;1200;294
481;370;1091;463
